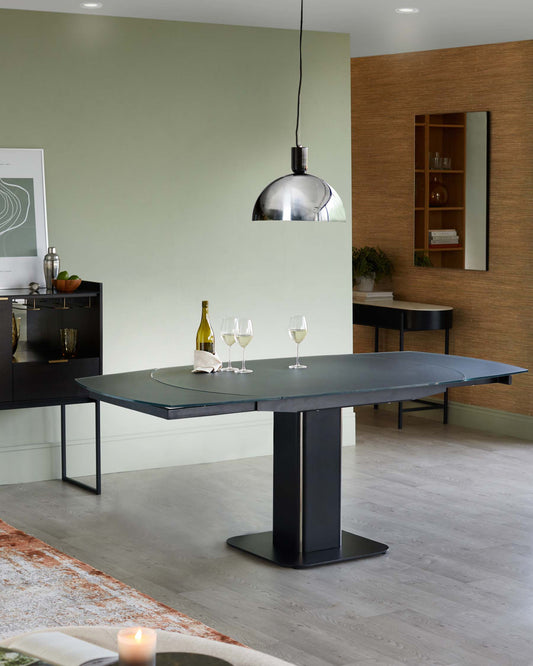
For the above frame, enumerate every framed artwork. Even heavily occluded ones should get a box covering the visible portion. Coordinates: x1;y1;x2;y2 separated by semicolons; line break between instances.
0;149;48;289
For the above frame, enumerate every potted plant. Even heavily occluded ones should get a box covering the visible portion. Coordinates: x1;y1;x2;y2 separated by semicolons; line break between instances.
414;251;433;267
352;246;393;291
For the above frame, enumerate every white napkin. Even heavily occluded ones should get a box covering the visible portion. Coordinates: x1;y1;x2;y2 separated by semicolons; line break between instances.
192;349;222;373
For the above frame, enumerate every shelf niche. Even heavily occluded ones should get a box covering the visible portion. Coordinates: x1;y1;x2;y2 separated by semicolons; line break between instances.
413;111;489;271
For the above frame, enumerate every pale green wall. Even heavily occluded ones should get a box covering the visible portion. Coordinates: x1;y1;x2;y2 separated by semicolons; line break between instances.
0;9;353;482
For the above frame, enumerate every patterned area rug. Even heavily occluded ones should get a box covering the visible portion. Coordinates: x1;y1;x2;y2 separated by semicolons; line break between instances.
0;519;240;644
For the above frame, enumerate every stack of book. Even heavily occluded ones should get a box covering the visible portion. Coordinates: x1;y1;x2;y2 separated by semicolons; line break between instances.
0;632;117;666
429;229;460;248
353;290;393;302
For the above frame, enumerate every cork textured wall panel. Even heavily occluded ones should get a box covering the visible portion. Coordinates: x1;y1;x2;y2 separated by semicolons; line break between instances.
351;40;532;416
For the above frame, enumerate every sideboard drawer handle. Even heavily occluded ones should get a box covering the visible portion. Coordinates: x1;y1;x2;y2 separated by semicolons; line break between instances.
49;359;69;364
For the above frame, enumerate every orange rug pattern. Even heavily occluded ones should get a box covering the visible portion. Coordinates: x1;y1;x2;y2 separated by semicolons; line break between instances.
0;519;240;644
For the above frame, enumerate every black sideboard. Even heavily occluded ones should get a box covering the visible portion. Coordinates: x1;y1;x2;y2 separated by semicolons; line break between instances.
0;281;103;493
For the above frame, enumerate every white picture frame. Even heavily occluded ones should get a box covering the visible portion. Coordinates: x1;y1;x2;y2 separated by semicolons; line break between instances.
0;148;48;289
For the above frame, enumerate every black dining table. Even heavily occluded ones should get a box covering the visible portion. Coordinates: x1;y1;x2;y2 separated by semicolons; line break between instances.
77;351;526;568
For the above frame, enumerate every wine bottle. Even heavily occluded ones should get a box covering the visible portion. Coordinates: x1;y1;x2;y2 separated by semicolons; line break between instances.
196;300;215;353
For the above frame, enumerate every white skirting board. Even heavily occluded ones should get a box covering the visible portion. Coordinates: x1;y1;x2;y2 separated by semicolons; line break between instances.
382;400;533;442
0;407;356;486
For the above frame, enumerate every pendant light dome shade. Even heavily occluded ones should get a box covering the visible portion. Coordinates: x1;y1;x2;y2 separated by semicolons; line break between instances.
252;173;345;221
252;146;346;221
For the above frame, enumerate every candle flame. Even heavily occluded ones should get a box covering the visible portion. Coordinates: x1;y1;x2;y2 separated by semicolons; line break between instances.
134;629;142;642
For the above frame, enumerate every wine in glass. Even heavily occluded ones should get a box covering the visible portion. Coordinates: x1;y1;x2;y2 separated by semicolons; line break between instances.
235;318;253;374
288;314;307;369
220;317;238;372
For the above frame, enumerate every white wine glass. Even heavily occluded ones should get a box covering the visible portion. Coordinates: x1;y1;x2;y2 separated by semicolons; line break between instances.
235;318;253;374
220;317;238;372
288;314;307;369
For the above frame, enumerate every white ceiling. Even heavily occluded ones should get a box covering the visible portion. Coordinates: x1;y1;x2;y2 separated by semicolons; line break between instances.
0;0;531;57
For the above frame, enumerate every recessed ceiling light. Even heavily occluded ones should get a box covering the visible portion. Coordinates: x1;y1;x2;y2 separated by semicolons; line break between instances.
80;2;103;8
395;7;420;13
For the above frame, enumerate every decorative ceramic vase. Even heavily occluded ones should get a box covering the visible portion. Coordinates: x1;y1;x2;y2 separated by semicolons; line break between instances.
429;176;448;207
12;314;20;354
355;273;376;292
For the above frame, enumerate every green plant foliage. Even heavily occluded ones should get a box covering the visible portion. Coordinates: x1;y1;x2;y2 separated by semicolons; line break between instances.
414;251;433;267
352;246;394;284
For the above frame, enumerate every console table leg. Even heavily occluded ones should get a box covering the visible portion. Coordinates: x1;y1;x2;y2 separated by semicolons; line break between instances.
443;327;450;425
373;327;379;410
60;401;101;495
397;316;405;429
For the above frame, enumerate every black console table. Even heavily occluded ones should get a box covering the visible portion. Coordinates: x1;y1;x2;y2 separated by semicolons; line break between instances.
77;352;525;568
0;282;103;494
353;299;453;428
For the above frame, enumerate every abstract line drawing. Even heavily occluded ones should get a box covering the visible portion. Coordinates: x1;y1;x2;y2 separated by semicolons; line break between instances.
0;149;46;287
0;178;31;237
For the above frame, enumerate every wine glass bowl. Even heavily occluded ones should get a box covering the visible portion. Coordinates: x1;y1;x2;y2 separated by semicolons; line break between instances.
288;314;307;369
220;317;238;372
235;318;254;374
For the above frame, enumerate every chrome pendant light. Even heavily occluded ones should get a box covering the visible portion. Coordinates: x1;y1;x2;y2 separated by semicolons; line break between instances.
252;0;346;222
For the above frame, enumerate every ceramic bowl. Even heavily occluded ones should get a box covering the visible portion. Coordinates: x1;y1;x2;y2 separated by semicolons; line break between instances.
53;278;82;293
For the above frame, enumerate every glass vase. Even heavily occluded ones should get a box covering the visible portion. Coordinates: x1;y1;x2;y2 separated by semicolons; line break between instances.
12;314;20;354
429;176;448;207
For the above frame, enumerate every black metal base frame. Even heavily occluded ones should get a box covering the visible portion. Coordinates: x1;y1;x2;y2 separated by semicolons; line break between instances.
60;401;101;494
227;408;388;568
398;393;449;428
373;322;451;430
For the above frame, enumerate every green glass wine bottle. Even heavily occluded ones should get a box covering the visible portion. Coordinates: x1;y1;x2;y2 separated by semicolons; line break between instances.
196;300;215;353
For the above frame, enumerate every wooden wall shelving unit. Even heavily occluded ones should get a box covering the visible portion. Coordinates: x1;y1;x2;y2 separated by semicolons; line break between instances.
415;113;466;269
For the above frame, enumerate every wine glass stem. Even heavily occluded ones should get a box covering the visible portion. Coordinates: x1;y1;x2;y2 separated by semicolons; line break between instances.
242;348;246;371
296;343;300;366
228;346;232;369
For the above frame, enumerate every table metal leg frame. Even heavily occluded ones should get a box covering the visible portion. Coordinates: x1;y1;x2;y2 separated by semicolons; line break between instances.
60;401;101;494
373;327;380;410
398;324;450;430
227;408;388;567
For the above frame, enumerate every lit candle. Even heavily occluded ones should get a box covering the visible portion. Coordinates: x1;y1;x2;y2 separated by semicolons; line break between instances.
117;628;157;666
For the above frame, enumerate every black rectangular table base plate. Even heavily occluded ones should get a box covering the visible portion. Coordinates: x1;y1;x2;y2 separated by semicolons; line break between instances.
226;530;388;568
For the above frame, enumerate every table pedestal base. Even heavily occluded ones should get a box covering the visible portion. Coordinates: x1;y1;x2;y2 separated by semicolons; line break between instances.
227;530;388;568
228;408;389;568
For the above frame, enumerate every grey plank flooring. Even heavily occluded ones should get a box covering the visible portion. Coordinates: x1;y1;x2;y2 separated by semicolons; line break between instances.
1;407;532;665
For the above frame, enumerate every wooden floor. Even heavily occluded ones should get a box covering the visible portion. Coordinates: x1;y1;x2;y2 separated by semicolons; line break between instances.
1;407;532;665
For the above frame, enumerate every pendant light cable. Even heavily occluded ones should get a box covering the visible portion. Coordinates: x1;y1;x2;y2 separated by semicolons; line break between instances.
251;0;346;221
295;0;304;146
